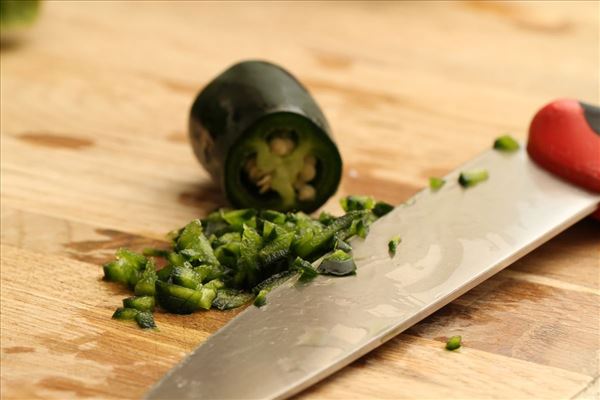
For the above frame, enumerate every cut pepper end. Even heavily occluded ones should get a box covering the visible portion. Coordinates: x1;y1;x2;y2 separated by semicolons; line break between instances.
225;112;342;212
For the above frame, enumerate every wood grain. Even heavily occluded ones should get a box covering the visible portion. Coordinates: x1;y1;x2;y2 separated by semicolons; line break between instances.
1;1;598;399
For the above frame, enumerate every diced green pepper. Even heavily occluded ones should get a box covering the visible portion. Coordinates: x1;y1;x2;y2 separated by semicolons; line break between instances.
458;169;489;188
493;135;520;152
156;281;205;314
167;252;186;267
133;277;156;296
340;195;376;212
261;220;277;241
290;212;323;234
318;211;335;225
233;225;263;289
112;307;138;320
134;259;157;296
220;209;257;230
318;250;357;276
177;220;220;266
118;248;147;267
212;232;242;247
292;257;318;283
254;289;268;307
253;271;294;294
214;242;241;268
333;236;353;253
135;311;156;329
103;249;146;287
429;177;445;191
295;211;361;260
355;219;369;239
103;261;137;286
446;335;462;351
259;210;287;225
202;214;231;237
204;279;225;290
193;264;225;283
258;230;294;268
372;201;394;217
156;264;174;281
212;289;253;310
388;236;401;257
337;211;374;242
113;306;156;330
199;287;217;310
171;266;203;289
123;296;155;312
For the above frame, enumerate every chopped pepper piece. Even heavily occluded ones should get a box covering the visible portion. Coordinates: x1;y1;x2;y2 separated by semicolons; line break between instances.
260;210;287;225
252;271;295;307
103;249;146;288
318;250;357;276
167;252;186;267
355;219;369;239
429;177;445;191
135;311;156;329
258;230;294;268
372;201;394;217
214;242;241;268
156;281;205;314
212;289;253;310
112;307;138;320
194;264;225;283
156;264;174;281
446;335;462;351
113;307;156;330
458;169;489;188
254;289;269;307
171;266;203;290
134;259;157;296
493;135;520;152
340;195;376;212
233;224;263;289
292;257;318;283
295;211;362;260
388;236;402;257
318;211;335;225
177;220;221;266
123;296;155;312
220;209;257;231
333;236;353;253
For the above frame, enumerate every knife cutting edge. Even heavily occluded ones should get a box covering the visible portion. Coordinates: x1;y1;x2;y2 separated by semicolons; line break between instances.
146;99;600;400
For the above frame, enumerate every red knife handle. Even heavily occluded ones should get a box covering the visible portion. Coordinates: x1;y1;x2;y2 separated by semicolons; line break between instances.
527;99;600;219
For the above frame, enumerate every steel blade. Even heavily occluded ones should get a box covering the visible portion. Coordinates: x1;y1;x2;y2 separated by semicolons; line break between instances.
146;149;599;400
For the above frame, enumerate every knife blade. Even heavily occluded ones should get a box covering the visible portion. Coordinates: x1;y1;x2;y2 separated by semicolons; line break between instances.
146;147;599;400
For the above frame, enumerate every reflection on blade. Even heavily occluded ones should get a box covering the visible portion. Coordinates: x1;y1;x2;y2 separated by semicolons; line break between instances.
146;150;599;400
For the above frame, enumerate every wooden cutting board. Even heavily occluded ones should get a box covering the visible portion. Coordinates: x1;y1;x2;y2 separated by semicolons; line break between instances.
1;1;598;399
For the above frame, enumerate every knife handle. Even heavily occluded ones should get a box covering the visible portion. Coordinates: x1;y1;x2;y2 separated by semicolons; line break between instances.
527;99;600;219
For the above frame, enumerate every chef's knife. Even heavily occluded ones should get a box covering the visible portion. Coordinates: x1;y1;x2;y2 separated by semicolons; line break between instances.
146;99;600;400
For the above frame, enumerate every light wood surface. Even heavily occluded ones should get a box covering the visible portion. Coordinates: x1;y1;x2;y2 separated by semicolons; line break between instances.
1;1;599;399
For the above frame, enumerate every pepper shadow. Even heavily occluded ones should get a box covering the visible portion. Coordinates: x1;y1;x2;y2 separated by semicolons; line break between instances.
177;180;229;212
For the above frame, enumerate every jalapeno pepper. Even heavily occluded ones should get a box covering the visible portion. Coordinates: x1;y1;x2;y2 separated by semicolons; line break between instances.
189;61;342;212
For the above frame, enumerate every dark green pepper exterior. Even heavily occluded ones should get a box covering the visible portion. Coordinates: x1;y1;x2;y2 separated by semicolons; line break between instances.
189;60;342;212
